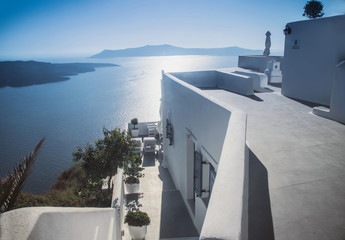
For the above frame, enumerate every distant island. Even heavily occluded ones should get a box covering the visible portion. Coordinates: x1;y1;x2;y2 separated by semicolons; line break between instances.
90;44;262;58
0;61;118;88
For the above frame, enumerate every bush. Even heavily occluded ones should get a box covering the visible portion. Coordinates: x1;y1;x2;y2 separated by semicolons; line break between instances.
73;128;137;195
303;0;324;19
14;192;51;208
45;188;85;207
125;211;151;226
124;176;140;184
12;163;111;209
131;118;138;129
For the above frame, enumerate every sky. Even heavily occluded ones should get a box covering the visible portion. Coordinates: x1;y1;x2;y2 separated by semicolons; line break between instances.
1;0;344;59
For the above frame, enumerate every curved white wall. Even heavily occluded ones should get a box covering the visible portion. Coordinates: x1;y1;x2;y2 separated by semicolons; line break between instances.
0;207;120;240
282;15;345;106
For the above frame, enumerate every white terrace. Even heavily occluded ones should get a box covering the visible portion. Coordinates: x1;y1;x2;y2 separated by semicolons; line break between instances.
161;70;345;239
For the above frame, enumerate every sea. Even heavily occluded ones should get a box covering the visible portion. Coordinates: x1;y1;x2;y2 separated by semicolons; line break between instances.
0;55;238;194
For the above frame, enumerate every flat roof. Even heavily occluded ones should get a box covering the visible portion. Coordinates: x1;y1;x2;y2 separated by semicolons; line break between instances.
202;78;345;239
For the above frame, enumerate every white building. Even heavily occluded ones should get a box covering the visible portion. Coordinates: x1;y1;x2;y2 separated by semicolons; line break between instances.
160;70;249;238
160;15;345;240
1;15;345;240
282;15;345;124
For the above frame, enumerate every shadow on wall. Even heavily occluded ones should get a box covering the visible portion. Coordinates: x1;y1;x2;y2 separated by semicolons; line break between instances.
268;82;282;88
248;149;275;240
287;97;327;108
125;193;143;211
199;87;264;102
157;151;199;239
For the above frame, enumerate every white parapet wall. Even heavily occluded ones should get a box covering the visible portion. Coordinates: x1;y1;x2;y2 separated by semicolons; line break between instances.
0;207;120;240
282;15;345;106
238;55;284;73
217;67;268;92
217;71;253;96
161;71;249;239
111;169;125;239
200;112;248;240
171;70;254;96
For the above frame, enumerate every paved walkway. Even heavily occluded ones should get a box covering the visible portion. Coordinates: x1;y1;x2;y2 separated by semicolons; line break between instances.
204;81;345;240
123;150;199;240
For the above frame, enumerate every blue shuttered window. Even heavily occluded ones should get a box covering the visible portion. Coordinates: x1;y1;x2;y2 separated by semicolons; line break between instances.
194;151;202;197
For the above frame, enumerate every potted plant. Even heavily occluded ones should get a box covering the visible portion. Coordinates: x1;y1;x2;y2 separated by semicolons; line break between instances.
125;210;150;240
124;160;144;194
131;118;139;137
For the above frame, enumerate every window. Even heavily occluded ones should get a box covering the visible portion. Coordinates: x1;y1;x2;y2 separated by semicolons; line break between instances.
209;164;216;195
194;151;202;197
166;118;173;146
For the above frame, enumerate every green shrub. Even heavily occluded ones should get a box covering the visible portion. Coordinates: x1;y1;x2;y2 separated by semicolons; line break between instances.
124;176;140;184
303;0;324;19
125;211;151;226
14;192;50;208
45;188;85;207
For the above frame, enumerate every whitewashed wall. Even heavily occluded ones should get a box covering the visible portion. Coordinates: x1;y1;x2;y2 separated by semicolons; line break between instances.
0;207;120;240
282;15;345;106
171;70;254;96
161;72;230;195
161;72;248;238
238;55;284;73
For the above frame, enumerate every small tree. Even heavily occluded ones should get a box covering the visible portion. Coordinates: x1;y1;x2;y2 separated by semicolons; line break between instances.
124;155;144;184
303;0;325;19
131;118;138;129
73;128;137;196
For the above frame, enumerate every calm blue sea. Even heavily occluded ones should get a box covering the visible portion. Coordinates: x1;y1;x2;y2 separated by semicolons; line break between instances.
0;55;238;194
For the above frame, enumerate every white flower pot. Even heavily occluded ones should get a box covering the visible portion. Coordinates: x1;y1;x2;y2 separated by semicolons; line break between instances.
128;225;147;240
131;129;139;137
125;183;139;194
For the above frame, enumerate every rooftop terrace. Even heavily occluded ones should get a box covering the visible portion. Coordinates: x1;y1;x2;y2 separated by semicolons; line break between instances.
202;68;345;239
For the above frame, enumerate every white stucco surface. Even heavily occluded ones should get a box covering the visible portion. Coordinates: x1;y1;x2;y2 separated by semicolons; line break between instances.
282;15;345;106
238;55;284;73
218;67;268;91
111;170;125;240
204;85;345;240
200;111;248;240
161;72;249;238
313;60;345;124
171;70;254;96
0;207;119;240
161;65;345;239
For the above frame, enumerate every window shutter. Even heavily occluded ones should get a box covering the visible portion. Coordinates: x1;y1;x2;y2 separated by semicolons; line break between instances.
209;164;216;195
194;151;202;197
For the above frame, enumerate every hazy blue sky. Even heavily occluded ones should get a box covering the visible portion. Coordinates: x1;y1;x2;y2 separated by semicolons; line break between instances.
1;0;344;58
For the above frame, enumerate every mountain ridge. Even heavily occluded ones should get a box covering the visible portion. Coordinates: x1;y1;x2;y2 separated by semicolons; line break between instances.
90;44;262;58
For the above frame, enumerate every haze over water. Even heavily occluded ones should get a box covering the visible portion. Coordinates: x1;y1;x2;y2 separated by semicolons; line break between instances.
0;55;238;194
